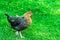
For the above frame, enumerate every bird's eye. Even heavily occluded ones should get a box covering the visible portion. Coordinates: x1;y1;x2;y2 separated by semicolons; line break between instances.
22;17;24;19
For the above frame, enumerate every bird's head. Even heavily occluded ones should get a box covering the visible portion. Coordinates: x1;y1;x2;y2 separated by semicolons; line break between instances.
24;11;32;17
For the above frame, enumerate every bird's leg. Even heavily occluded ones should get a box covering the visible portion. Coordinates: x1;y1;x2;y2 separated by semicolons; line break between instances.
16;31;19;35
19;31;24;38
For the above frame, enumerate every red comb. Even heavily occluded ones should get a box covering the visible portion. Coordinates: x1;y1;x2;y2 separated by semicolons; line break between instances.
28;12;32;15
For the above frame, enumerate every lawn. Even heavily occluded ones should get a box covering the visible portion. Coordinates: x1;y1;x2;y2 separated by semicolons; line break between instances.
0;0;60;40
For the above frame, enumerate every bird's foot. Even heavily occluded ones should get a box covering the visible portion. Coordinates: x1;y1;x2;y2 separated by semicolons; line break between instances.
20;36;25;38
16;31;19;35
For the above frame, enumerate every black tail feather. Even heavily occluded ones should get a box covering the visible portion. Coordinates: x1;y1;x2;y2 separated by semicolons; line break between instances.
5;14;9;17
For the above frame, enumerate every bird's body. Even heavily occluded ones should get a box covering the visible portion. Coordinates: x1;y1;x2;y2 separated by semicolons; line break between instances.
5;12;32;38
11;16;30;31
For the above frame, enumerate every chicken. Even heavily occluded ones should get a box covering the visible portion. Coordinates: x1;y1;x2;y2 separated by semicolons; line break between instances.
5;11;32;38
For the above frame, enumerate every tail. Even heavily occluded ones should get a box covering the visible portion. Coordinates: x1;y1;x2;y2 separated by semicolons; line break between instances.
5;14;9;17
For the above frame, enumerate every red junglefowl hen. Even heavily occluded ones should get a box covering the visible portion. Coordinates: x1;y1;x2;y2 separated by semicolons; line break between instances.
5;12;32;38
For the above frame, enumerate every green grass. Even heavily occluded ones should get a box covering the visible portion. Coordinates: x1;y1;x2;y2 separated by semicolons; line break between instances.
0;0;60;40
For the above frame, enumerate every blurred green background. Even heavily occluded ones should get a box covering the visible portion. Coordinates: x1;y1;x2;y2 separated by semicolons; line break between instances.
0;0;60;40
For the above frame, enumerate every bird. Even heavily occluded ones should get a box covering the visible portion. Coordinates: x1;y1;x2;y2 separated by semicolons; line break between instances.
5;11;32;38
